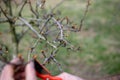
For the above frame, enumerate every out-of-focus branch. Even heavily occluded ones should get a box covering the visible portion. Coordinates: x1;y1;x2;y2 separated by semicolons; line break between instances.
0;4;19;54
19;17;57;49
15;18;42;26
51;0;65;12
79;0;91;31
43;48;58;64
18;0;27;16
40;15;52;33
19;27;29;40
38;0;46;9
28;39;39;61
43;48;63;71
0;18;8;23
19;17;45;40
51;57;63;72
28;0;38;18
8;0;12;16
52;17;64;40
0;6;12;23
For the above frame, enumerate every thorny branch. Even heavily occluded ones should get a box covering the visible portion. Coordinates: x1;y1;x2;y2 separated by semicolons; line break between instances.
0;0;91;72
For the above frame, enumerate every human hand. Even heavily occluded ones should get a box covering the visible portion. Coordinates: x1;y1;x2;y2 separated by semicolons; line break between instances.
0;58;37;80
57;72;84;80
0;58;84;80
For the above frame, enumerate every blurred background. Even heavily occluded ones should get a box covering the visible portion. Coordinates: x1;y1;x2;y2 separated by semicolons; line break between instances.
0;0;120;79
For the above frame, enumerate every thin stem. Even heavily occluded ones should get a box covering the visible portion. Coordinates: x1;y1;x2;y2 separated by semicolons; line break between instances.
0;6;12;23
79;0;91;31
51;0;65;12
0;18;8;23
8;0;12;16
0;5;19;54
28;39;39;61
19;17;57;49
18;0;27;16
40;16;52;33
10;24;19;54
52;17;64;40
28;0;38;18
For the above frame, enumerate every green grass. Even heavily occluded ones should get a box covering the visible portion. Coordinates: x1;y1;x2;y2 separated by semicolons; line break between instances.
81;0;120;76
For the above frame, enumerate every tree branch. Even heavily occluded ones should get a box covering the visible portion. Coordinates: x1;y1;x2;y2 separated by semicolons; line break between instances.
19;17;57;49
79;0;91;31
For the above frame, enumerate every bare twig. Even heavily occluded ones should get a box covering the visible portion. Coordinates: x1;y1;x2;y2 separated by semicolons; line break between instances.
19;27;29;40
0;18;8;23
0;6;12;23
0;5;19;54
51;0;65;12
28;0;38;18
79;0;91;31
52;17;64;40
18;0;27;16
51;57;63;72
19;17;57;49
8;0;12;16
35;0;46;12
43;48;58;64
42;48;63;71
40;15;52;33
19;17;45;40
28;39;39;61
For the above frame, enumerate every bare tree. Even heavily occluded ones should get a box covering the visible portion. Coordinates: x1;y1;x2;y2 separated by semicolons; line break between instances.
0;0;90;72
